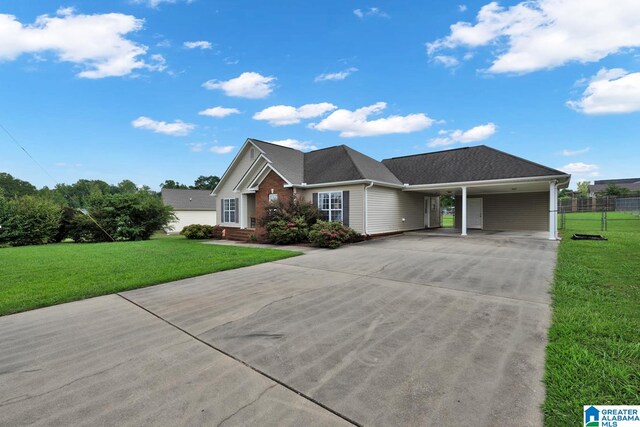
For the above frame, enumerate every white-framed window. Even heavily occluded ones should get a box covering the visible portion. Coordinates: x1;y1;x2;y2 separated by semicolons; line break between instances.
223;198;237;223
318;191;343;222
268;193;278;203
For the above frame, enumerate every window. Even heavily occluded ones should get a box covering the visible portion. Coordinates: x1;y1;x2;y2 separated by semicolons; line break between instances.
268;193;278;203
223;198;237;223
318;191;343;222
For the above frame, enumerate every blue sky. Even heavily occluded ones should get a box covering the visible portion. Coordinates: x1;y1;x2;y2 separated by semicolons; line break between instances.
1;0;639;190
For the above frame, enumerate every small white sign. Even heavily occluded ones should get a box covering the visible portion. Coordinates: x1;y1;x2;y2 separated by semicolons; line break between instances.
584;406;640;427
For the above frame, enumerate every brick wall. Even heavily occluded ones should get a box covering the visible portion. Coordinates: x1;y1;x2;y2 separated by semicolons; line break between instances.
254;170;293;237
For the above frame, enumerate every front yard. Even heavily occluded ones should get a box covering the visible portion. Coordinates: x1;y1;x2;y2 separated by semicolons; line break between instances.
544;212;640;426
0;234;300;316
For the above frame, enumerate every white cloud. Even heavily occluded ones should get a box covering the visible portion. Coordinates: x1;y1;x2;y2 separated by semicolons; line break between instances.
315;67;358;82
0;9;162;78
270;139;318;151
561;147;591;156
198;106;240;118
132;116;195;136
223;57;239;65
309;102;434;138
187;142;207;152
458;4;468;12
210;145;235;154
561;162;599;174
433;55;460;68
253;103;337;126
353;7;390;19
427;122;496;147
132;0;194;8
183;40;212;50
567;68;640;115
203;72;275;99
427;1;640;74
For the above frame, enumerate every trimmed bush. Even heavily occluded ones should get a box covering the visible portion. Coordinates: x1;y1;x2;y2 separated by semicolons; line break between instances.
0;195;62;246
308;220;362;249
260;196;321;228
265;217;308;245
211;225;224;239
181;224;216;239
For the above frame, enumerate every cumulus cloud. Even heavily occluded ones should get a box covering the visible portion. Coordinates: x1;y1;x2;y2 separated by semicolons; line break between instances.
309;102;434;138
210;145;235;154
427;1;640;74
253;103;337;126
203;72;275;99
567;68;640;115
353;7;390;19
427;122;496;147
183;40;212;49
187;142;207;152
132;0;194;8
132;116;195;136
315;67;358;82
198;106;240;118
458;4;468;12
561;162;599;175
433;55;460;68
270;139;318;151
0;8;162;78
561;147;590;156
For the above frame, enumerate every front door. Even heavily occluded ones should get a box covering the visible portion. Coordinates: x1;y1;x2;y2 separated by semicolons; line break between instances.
467;197;483;229
424;196;441;228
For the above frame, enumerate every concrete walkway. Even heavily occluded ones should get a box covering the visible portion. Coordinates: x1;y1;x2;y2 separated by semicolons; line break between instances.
0;234;557;426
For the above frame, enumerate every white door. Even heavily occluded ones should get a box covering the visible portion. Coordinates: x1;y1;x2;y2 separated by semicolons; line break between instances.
467;198;483;229
429;196;440;228
424;196;430;228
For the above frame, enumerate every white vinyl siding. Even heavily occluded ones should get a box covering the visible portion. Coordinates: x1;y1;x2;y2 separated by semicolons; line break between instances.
299;184;365;234
215;144;256;226
366;186;424;234
166;210;217;234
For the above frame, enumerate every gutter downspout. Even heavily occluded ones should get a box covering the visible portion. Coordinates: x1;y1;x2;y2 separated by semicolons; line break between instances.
364;181;374;236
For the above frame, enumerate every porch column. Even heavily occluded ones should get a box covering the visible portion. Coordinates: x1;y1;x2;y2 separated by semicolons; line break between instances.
549;181;557;240
461;186;467;236
239;194;245;229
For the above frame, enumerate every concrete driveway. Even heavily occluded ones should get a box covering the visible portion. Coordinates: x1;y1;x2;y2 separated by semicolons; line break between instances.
0;234;557;426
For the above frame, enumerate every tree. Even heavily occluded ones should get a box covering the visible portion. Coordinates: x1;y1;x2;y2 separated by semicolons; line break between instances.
0;172;37;198
576;181;590;198
192;175;220;190
160;180;189;189
604;183;630;197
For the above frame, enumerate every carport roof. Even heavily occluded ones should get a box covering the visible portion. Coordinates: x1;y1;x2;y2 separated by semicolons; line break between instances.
382;145;569;185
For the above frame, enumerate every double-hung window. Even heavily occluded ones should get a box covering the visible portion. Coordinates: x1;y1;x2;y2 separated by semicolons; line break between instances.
223;198;237;223
318;191;343;222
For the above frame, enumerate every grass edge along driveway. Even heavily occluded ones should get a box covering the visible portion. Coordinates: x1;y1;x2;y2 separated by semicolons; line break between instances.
543;212;640;426
0;235;301;316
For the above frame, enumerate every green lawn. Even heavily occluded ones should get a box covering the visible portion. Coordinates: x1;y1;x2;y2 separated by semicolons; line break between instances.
441;214;454;228
544;212;640;426
0;235;300;316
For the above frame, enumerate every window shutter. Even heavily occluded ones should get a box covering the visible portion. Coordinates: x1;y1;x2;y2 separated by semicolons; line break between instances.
234;198;239;223
343;191;350;226
312;192;318;206
221;199;224;223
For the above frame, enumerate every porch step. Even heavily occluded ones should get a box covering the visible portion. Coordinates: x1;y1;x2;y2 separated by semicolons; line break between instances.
224;228;254;242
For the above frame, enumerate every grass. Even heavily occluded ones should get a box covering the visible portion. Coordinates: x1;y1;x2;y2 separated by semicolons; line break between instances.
441;214;454;228
544;212;640;426
0;234;301;316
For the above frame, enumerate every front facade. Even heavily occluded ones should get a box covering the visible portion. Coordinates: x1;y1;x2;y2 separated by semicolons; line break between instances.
212;139;570;240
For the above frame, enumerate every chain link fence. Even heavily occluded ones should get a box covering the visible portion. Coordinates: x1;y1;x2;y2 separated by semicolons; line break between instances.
558;196;640;232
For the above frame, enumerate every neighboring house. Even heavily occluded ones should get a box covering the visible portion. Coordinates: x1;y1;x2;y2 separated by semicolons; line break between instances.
161;188;216;233
212;139;570;240
589;178;640;195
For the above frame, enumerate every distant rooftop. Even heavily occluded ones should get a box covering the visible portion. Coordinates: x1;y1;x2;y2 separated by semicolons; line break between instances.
161;188;216;211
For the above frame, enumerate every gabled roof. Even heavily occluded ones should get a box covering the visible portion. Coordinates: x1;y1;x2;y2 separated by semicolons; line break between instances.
250;139;304;185
593;178;640;185
382;145;568;185
304;145;402;185
161;189;216;211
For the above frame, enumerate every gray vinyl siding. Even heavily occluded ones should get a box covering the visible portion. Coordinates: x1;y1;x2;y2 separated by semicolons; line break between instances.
215;146;255;226
367;186;424;234
299;185;365;234
454;191;549;231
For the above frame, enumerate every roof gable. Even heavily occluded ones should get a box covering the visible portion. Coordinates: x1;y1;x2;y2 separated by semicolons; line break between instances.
382;145;568;185
250;139;304;185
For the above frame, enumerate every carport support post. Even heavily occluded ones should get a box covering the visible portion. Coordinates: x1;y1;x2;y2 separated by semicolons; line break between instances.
549;180;557;240
461;186;467;236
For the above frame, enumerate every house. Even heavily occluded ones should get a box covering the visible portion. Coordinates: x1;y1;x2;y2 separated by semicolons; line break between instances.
212;138;570;240
584;406;599;426
161;188;216;233
589;178;640;195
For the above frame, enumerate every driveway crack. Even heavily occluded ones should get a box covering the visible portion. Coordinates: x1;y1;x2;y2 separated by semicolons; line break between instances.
216;384;276;427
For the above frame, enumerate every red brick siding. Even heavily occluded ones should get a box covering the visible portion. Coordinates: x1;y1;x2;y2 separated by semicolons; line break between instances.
254;170;293;237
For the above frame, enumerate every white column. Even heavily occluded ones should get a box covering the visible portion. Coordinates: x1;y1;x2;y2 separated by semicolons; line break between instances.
239;194;245;229
461;186;467;236
549;181;557;240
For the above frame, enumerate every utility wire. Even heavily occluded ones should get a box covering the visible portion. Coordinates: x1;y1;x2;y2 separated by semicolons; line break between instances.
1;121;116;242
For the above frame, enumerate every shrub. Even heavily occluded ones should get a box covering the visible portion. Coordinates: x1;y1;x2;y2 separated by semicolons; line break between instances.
308;220;362;249
265;217;308;245
260;195;321;228
0;195;62;246
211;225;224;239
180;224;216;239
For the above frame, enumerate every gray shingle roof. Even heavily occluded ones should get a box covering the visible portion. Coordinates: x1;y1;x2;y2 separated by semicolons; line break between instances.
161;189;216;211
303;145;401;185
250;139;305;185
382;145;568;185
